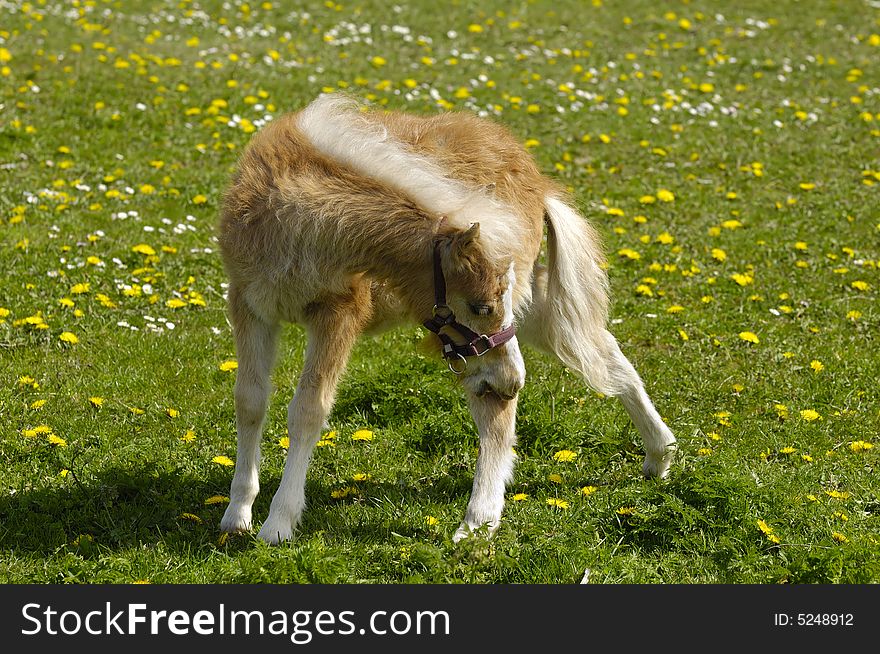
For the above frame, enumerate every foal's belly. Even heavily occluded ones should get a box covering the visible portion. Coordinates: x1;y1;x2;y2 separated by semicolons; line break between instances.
240;268;356;326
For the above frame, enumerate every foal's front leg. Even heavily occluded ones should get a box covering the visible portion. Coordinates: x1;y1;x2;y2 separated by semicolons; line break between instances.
453;393;518;542
220;292;280;534
257;298;365;544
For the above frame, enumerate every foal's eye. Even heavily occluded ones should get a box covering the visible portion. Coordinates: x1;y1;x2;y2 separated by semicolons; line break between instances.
468;303;493;316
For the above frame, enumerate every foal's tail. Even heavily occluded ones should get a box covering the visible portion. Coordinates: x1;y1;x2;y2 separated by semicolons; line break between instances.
522;195;619;395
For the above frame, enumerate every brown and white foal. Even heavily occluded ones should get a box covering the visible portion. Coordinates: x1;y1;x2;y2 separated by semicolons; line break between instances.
217;94;676;544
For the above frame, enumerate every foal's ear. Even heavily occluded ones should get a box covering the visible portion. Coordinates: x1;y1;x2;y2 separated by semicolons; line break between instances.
460;221;480;243
446;222;481;270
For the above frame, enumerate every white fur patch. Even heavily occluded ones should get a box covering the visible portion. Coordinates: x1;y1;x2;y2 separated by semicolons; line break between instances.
504;263;526;385
502;262;516;328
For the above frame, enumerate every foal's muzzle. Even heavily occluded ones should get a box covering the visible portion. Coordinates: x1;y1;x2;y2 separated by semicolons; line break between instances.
476;379;519;401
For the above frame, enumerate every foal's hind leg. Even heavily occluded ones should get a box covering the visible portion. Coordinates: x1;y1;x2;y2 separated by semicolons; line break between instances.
453;393;518;542
520;272;676;479
257;292;367;544
221;288;280;533
599;330;677;478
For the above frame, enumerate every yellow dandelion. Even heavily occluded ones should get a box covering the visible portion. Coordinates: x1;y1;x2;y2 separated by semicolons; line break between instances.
511;493;528;501
546;498;569;509
656;189;675;202
219;360;238;372
181;430;196;443
352;429;373;441
616;507;635;515
192;194;208;204
799;409;821;422
88;397;104;408
278;436;290;449
131;243;156;256
425;516;439;526
849;440;873;453
617;248;641;260
548;473;563;484
825;489;850;500
48;434;67;447
730;273;754;286
204;495;230;505
59;332;79;344
756;520;781;543
211;455;234;467
580;486;598;496
831;532;849;543
179;513;203;523
553;449;577;462
738;331;759;344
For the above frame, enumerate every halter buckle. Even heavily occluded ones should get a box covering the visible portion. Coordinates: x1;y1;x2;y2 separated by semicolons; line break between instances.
475;334;492;356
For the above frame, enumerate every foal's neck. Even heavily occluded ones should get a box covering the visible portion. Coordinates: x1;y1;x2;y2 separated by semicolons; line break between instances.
353;220;438;321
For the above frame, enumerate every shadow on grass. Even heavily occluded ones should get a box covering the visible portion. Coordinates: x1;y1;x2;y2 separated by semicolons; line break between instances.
0;462;475;555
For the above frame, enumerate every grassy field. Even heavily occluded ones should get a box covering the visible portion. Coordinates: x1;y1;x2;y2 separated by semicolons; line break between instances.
1;0;878;584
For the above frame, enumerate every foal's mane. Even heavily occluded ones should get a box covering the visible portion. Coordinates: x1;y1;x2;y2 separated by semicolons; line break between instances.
296;94;528;267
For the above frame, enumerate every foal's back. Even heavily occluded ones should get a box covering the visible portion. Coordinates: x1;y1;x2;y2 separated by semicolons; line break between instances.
217;101;549;324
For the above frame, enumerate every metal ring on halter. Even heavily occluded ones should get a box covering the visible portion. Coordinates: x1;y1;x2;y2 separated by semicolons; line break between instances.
475;335;492;356
432;304;452;319
447;353;467;374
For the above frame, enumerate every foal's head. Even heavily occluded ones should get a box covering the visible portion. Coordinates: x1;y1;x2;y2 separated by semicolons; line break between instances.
432;222;526;401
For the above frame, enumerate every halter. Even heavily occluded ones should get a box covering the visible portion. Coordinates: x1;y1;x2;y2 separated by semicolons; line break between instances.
422;240;517;374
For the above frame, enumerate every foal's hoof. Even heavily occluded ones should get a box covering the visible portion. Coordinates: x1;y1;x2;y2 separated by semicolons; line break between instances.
452;520;498;543
220;505;253;533
643;443;677;479
257;519;294;545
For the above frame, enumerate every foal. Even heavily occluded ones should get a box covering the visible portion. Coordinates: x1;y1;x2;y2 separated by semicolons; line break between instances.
217;94;676;544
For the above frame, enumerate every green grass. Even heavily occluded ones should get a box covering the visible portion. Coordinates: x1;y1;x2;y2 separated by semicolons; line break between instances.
1;0;878;584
